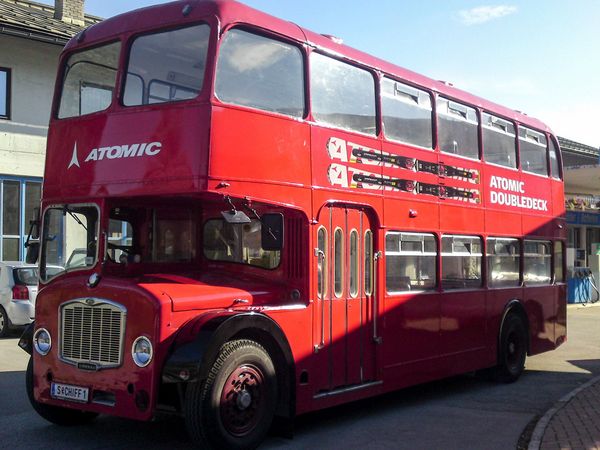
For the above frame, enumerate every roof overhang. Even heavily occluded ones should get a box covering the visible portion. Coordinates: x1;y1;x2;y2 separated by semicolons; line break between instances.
564;165;600;195
0;24;68;45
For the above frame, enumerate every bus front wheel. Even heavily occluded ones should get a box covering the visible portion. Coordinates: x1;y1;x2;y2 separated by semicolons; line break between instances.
185;339;277;450
493;314;527;383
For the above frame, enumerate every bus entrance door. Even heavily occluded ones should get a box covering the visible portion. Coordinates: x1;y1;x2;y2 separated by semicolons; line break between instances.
315;205;376;391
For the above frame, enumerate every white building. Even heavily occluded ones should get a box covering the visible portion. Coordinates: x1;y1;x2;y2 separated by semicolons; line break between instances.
0;0;100;260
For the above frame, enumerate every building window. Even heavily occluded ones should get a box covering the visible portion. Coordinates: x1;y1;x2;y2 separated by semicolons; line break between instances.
0;67;11;119
0;178;42;261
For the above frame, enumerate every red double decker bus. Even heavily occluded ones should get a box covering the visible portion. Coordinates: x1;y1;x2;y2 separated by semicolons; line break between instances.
21;1;566;448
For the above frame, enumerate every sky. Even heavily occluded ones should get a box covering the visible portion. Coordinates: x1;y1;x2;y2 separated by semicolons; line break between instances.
84;0;600;148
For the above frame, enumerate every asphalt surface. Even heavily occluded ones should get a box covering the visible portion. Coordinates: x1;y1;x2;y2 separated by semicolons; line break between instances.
1;304;599;450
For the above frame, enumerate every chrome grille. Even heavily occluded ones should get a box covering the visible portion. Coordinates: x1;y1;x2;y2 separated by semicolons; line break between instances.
60;299;126;368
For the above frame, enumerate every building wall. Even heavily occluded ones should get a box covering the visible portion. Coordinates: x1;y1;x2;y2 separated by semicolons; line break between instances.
0;34;62;260
0;34;62;178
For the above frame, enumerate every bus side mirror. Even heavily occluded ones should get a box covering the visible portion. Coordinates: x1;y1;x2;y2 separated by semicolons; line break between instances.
25;241;40;264
261;213;284;251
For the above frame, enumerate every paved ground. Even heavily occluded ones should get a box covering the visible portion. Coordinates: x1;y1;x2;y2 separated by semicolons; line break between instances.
538;379;600;450
0;304;599;449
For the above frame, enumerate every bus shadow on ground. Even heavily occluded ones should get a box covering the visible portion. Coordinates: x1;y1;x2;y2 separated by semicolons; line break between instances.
3;361;598;450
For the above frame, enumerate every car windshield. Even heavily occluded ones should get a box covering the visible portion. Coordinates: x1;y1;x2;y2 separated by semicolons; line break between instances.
40;204;100;282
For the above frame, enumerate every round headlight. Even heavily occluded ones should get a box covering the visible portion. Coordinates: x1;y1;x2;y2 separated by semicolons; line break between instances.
33;328;52;356
132;336;153;367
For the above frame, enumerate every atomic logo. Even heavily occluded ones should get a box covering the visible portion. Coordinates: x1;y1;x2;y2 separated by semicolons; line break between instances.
67;141;163;169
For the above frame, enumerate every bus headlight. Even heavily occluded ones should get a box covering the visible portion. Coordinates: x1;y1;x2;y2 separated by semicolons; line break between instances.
132;336;153;367
33;328;52;356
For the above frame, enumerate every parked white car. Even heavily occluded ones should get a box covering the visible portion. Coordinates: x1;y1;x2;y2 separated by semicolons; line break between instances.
0;262;40;337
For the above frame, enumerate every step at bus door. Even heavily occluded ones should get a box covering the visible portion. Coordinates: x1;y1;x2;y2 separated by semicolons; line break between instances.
315;205;376;391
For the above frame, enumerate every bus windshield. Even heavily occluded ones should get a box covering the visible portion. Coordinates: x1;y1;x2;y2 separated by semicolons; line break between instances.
40;204;100;282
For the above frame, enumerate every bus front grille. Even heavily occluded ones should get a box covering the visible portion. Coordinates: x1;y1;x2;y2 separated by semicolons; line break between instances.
60;299;126;369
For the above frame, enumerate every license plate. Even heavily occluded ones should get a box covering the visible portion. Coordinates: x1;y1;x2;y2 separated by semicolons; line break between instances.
51;382;89;403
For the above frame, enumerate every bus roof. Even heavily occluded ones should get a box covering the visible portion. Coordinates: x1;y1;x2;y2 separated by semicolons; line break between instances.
66;0;552;134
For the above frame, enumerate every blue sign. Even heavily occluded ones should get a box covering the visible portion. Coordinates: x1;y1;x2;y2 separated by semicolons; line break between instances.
566;211;600;226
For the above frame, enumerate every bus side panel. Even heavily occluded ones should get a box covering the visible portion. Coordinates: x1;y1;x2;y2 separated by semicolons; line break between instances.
209;106;311;188
555;283;567;345
439;291;487;359
485;210;522;236
263;308;315;416
382;292;441;384
524;285;559;354
440;203;484;234
485;288;524;359
520;175;553;237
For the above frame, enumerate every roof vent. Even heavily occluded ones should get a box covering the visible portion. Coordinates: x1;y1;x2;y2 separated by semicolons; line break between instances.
321;34;343;45
439;80;454;87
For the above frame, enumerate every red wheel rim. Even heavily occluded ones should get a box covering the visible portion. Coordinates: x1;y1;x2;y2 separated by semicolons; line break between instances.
219;364;266;436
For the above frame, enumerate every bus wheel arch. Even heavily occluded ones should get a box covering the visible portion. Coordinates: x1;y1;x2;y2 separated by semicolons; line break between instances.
494;300;529;383
177;313;296;420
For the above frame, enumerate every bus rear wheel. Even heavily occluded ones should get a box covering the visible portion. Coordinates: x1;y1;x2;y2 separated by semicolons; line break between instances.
493;314;527;383
185;339;277;450
26;357;98;426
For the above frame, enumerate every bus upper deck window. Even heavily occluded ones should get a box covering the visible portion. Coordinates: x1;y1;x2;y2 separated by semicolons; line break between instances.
519;127;548;176
310;53;376;135
482;112;517;168
215;29;304;118
58;42;121;119
123;24;210;106
381;78;433;149
437;97;479;160
548;138;562;179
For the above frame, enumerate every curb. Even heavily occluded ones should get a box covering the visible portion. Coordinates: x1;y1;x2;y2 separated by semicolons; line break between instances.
527;374;600;450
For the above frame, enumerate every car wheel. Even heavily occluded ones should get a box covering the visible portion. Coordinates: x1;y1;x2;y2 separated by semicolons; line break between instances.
26;357;98;426
185;339;277;450
0;306;10;338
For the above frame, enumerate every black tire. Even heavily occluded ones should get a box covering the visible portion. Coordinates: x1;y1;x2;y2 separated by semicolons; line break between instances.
493;314;527;383
185;339;278;450
26;357;98;426
0;306;9;338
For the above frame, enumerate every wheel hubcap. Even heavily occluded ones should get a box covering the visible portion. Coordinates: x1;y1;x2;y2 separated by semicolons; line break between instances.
236;390;252;410
506;331;522;369
220;364;266;436
508;342;516;354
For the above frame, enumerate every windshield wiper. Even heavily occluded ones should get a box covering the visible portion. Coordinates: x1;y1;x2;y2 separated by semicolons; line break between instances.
63;206;88;231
